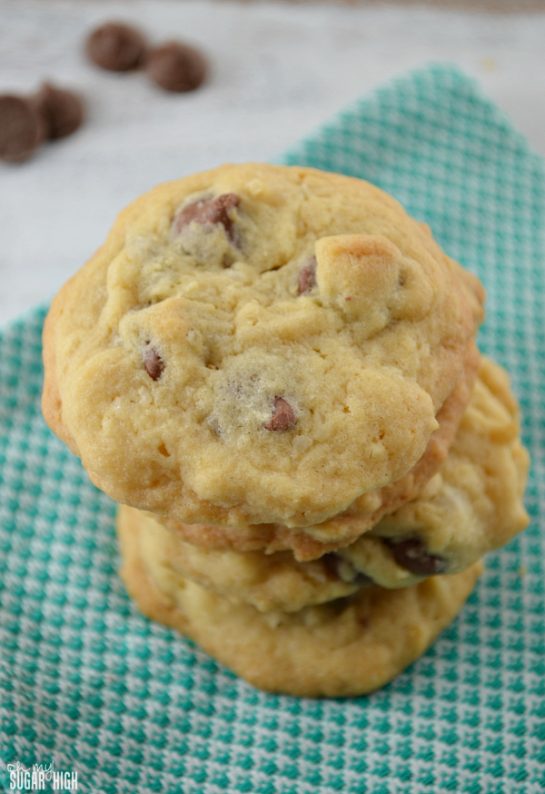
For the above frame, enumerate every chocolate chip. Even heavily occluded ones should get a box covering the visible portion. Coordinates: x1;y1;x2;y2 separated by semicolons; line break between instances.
322;553;372;586
146;41;207;93
264;396;297;432
35;82;85;140
143;345;164;381
297;257;317;295
386;537;447;576
354;572;372;587
0;95;45;163
321;553;342;580
173;193;240;241
85;22;147;72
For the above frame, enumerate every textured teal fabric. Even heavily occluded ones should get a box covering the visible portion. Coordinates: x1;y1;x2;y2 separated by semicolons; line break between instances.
1;65;544;793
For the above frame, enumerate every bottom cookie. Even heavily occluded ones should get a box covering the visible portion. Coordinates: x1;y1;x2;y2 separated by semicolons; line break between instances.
117;505;482;698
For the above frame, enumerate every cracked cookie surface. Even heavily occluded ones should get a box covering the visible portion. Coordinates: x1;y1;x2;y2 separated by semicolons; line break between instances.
43;163;484;534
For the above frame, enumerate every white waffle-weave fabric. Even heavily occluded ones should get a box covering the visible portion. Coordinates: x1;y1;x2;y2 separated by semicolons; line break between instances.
1;65;544;793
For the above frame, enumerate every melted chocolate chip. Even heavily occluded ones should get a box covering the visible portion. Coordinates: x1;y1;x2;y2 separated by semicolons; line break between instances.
321;553;342;580
146;41;208;93
297;257;317;295
264;396;297;432
386;537;447;576
85;22;147;72
0;95;45;163
173;193;240;241
35;82;85;140
143;345;164;381
322;553;372;586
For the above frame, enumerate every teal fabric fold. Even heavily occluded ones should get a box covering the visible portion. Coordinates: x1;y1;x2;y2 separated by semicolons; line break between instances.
1;65;544;793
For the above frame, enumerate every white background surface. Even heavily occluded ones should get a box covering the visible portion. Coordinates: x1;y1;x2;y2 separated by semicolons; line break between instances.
1;0;543;327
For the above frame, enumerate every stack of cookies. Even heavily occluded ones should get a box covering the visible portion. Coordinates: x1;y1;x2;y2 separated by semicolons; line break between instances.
42;164;529;697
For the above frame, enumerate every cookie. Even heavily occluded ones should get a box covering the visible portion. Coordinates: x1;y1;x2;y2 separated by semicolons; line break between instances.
120;505;363;613
117;504;482;697
43;163;484;539
120;357;528;612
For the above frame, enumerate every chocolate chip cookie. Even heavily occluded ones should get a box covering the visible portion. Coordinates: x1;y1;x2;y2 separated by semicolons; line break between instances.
42;163;484;545
117;502;482;697
119;505;363;613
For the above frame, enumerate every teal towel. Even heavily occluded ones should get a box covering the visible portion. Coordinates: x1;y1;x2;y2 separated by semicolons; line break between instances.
1;65;544;793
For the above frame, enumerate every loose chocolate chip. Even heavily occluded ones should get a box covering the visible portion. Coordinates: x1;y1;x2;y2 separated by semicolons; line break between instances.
173;193;240;241
85;21;147;72
386;537;447;576
35;82;85;140
143;345;164;381
297;257;317;295
0;95;45;163
264;396;297;432
146;41;208;93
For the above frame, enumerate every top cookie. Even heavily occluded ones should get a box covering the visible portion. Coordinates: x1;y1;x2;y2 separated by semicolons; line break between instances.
42;163;484;529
